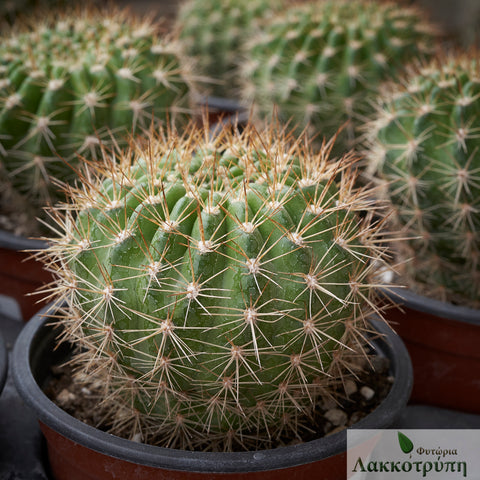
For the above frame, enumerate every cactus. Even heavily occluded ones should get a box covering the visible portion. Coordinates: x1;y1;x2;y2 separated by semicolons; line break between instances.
242;0;436;151
0;6;194;234
41;121;392;451
176;0;282;98
365;55;480;308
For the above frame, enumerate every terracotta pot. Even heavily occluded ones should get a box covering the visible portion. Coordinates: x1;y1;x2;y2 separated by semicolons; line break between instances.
383;287;480;413
0;229;52;321
12;305;412;480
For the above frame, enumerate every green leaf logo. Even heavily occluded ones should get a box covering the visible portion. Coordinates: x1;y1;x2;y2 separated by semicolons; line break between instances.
398;432;414;454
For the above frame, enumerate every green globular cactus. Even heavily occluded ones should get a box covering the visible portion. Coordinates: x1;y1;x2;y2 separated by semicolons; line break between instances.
41;122;392;451
365;56;480;308
0;7;194;233
176;0;282;98
242;0;436;151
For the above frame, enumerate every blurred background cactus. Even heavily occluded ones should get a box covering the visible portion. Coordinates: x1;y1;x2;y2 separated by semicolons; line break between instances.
40;121;393;451
176;0;284;99
241;0;437;152
0;5;195;236
364;55;480;308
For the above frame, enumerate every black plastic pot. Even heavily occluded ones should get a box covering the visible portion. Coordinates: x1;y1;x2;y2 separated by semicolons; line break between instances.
383;287;480;413
12;305;412;480
0;228;46;252
197;95;249;128
0;329;7;396
0;229;51;321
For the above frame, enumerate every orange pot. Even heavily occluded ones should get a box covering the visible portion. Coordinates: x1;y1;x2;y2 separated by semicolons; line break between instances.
384;288;480;413
0;229;52;321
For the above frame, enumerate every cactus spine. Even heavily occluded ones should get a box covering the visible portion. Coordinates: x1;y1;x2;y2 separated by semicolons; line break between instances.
365;56;480;308
0;7;194;232
242;0;436;151
41;122;391;451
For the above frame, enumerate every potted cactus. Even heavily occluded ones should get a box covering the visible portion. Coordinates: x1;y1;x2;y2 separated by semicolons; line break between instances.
0;5;196;319
241;0;437;153
364;54;480;412
12;121;412;479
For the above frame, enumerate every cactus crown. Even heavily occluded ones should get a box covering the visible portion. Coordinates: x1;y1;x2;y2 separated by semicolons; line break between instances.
242;0;436;150
41;122;392;451
365;55;480;308
0;6;194;233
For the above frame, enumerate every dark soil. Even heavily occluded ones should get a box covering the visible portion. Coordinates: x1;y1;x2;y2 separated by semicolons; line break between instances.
44;352;393;450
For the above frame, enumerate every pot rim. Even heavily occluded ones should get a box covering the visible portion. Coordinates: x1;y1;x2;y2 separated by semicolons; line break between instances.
0;228;47;251
12;304;412;474
197;95;248;114
0;329;7;395
384;286;479;325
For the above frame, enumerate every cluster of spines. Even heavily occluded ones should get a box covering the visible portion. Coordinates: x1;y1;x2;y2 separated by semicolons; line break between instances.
365;56;480;307
241;0;436;151
0;6;194;224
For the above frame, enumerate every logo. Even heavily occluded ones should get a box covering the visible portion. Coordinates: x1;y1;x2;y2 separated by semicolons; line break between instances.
398;432;413;454
347;429;474;478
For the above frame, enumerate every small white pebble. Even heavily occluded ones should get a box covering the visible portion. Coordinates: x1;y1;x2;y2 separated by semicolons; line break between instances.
81;387;92;396
360;386;375;401
324;408;348;427
131;433;143;443
56;389;75;405
344;379;358;396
